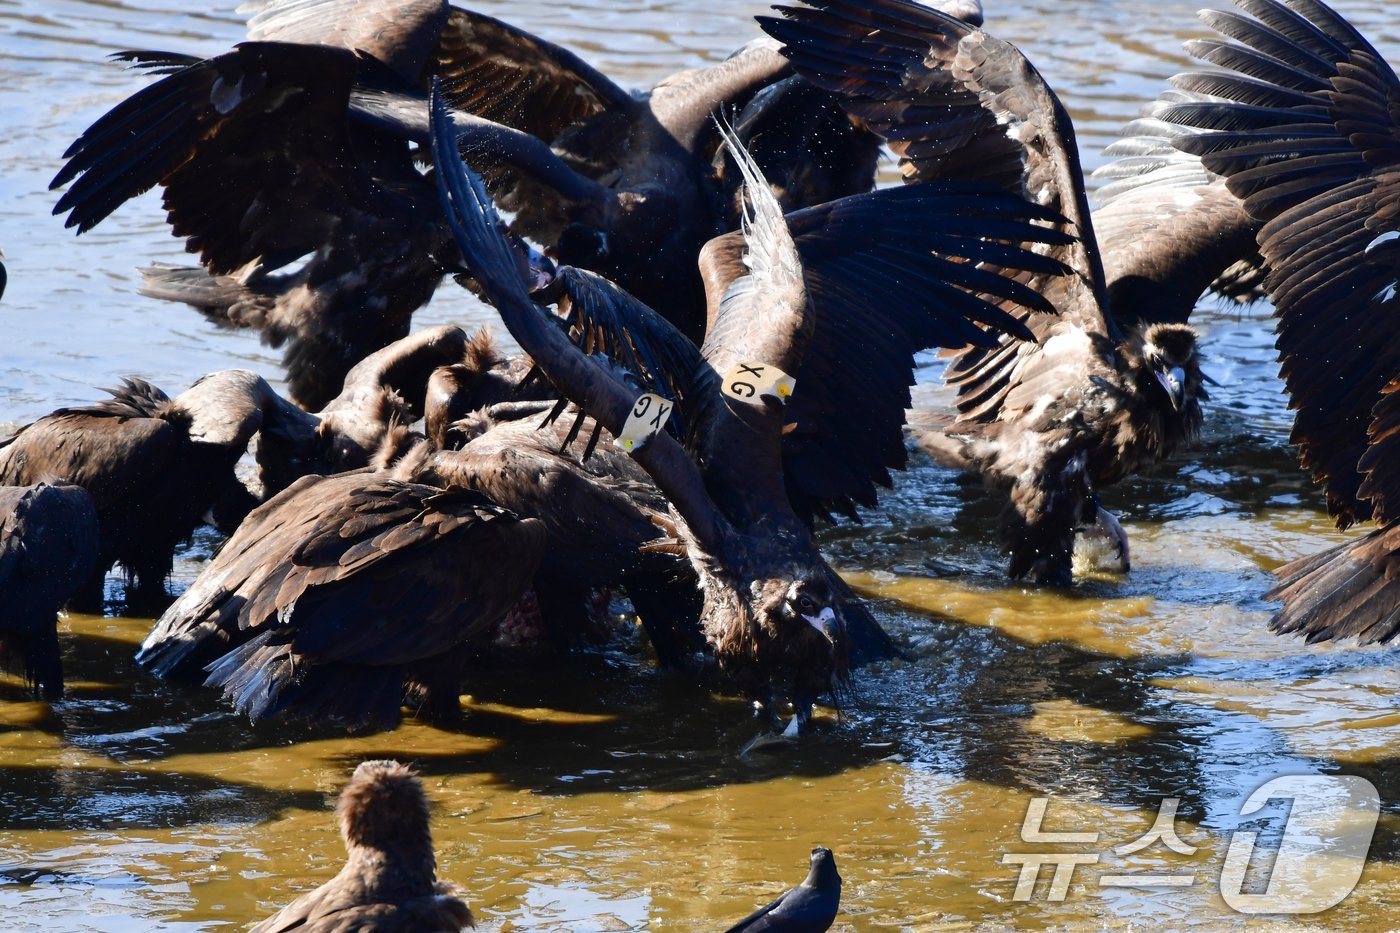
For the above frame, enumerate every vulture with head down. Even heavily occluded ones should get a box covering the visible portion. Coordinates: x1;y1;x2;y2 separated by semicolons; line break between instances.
0;483;99;698
0;371;312;610
757;0;1248;586
1163;0;1400;643
431;85;1072;728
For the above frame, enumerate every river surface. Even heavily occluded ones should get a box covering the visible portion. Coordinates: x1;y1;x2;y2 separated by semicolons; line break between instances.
3;1;1400;930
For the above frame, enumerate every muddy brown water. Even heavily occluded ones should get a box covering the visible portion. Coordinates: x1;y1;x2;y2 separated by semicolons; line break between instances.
3;1;1400;930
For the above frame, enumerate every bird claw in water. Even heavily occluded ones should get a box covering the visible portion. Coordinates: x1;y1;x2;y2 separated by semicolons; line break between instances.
740;727;799;757
1074;506;1131;574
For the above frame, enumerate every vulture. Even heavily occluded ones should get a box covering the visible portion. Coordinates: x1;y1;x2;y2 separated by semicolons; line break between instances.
250;760;474;933
0;371;312;611
725;847;841;933
431;85;1073;727
50;0;986;406
1163;0;1400;643
0;483;99;698
758;0;1225;586
245;322;547;492
427;406;704;666
137;454;546;729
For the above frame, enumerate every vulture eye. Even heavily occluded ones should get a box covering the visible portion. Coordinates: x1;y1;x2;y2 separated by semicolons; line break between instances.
796;594;816;613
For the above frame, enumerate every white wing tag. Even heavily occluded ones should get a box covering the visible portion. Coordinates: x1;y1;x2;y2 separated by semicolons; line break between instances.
721;361;796;404
615;393;674;453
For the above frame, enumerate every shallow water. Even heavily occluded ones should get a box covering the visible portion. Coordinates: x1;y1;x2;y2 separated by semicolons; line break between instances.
3;0;1400;930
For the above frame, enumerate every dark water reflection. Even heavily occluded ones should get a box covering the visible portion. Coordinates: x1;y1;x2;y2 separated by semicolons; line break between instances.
4;0;1400;930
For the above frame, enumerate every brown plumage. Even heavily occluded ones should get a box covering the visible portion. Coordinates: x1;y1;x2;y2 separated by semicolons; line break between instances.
1092;94;1266;328
432;92;1071;728
760;0;1211;586
137;459;546;729
1164;0;1400;643
429;405;704;665
51;38;460;410
47;1;858;401
0;371;310;609
0;483;99;698
421;331;544;450
251;760;474;933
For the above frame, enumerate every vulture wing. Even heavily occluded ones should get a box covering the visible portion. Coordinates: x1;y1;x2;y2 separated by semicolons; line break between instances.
1093;90;1266;329
758;0;1115;429
1166;0;1400;641
139;472;544;726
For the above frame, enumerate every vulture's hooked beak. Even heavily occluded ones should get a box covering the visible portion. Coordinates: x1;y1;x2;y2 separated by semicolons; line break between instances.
802;606;839;644
1156;366;1186;411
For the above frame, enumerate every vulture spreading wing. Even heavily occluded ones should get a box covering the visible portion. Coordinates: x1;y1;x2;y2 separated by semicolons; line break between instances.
431;83;1072;726
1165;0;1400;642
760;0;1210;585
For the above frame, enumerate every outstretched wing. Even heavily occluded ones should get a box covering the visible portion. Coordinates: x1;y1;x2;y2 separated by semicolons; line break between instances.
1092;90;1265;329
758;0;1118;433
1160;0;1400;643
241;0;448;81
52;43;399;277
433;6;638;140
548;266;706;439
696;178;1070;523
432;82;732;555
1167;0;1400;528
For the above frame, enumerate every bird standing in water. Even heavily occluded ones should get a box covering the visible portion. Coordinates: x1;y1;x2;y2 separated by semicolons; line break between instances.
725;847;841;933
761;0;1213;586
0;483;99;698
251;760;474;932
0;371;314;611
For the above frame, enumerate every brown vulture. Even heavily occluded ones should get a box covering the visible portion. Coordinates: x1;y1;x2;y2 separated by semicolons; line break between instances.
425;405;704;667
137;456;546;729
50;1;990;407
0;483;99;698
431;85;1073;728
759;0;1221;587
1163;0;1400;644
0;371;312;611
249;760;474;933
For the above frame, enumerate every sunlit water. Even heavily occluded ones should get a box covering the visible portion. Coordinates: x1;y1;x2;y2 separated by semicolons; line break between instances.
2;1;1400;930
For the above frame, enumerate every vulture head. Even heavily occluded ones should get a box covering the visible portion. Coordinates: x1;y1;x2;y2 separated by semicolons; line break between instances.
1130;322;1206;453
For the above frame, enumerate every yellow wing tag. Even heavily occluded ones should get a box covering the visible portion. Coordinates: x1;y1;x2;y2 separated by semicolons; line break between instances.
721;361;796;404
615;393;674;453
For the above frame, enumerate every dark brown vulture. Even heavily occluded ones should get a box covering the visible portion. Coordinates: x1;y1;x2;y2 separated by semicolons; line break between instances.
0;483;99;698
432;86;1073;728
0;371;312;611
759;0;1219;586
250;760;474;933
1163;0;1400;643
427;405;705;667
137;458;545;729
249;323;547;492
50;1;991;406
